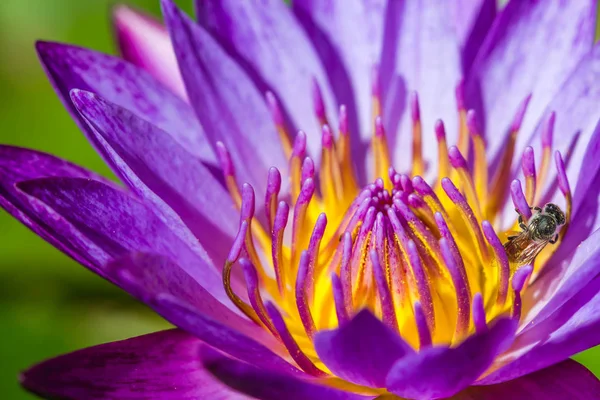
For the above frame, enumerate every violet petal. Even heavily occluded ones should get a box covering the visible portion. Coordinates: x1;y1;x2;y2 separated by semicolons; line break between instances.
0;146;112;271
71;89;237;267
21;329;248;400
386;318;517;399
466;0;596;170
380;1;462;179
197;0;336;159
152;294;302;376
528;48;600;206
113;5;187;99
452;0;496;72
293;0;386;154
161;0;286;197
481;276;600;385
523;227;600;335
465;361;600;399
106;252;267;342
200;346;371;400
16;177;228;305
480;232;600;384
35;41;213;165
314;309;414;388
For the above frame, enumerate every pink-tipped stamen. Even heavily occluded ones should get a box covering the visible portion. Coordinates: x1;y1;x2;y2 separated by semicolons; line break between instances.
266;91;292;156
272;201;290;295
440;238;471;339
265;302;325;376
312;77;328;127
441;178;489;263
410;92;423;176
296;251;317;339
240;258;279;337
472;292;487;333
371;249;399;333
511;265;533;320
414;301;432;349
331;272;349;325
510;179;532;221
265;167;282;232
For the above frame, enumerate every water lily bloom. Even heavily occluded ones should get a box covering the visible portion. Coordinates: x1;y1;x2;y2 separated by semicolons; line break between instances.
6;0;600;398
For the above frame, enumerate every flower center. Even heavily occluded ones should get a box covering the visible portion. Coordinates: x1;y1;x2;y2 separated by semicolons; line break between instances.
217;78;571;377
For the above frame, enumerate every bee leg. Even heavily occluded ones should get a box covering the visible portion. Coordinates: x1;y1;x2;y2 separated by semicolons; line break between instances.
515;210;529;230
517;214;527;229
507;235;518;241
549;234;558;244
533;206;542;213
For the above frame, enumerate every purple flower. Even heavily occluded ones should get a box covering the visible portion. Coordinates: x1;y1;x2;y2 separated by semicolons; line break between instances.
5;0;600;398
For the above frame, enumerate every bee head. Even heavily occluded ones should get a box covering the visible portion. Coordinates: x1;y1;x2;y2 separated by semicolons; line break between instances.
543;203;566;225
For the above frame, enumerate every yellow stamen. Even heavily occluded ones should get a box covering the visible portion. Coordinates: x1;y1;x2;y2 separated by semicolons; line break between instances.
435;120;451;181
486;95;531;218
449;146;484;222
266;92;292;157
456;81;469;155
372;117;392;187
467;111;489;206
290;132;307;201
336;106;359;197
320;126;344;209
457;109;469;155
535;146;552;203
410;92;424;177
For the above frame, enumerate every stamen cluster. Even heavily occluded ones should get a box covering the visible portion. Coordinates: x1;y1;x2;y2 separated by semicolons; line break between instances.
218;78;571;376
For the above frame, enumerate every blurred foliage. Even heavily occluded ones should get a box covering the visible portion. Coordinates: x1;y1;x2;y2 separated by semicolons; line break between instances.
0;1;598;399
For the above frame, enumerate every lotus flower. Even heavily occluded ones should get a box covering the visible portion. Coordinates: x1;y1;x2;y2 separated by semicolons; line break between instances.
6;0;600;398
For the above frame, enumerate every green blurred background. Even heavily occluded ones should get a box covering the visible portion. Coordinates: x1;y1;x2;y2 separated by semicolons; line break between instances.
0;1;598;398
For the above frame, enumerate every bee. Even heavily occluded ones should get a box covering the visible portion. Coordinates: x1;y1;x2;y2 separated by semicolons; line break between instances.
504;203;566;266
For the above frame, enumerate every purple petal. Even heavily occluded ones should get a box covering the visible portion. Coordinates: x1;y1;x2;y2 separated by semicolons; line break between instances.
293;0;386;148
113;5;187;100
152;294;301;376
106;252;266;341
0;146;116;272
452;0;496;72
466;0;596;166
481;274;600;385
479;229;600;384
523;227;600;334
21;329;248;399
16;177;228;305
526;46;600;205
70;89;237;266
36;41;213;165
161;0;286;197
517;122;600;328
386;318;517;399
200;346;372;400
197;0;336;159
313;309;413;388
498;46;600;228
570;119;600;215
380;1;463;178
462;360;600;399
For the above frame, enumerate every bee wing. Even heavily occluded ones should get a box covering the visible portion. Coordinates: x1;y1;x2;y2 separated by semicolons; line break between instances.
504;231;549;267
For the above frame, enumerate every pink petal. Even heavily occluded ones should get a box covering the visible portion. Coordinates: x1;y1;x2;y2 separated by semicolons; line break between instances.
113;5;188;100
